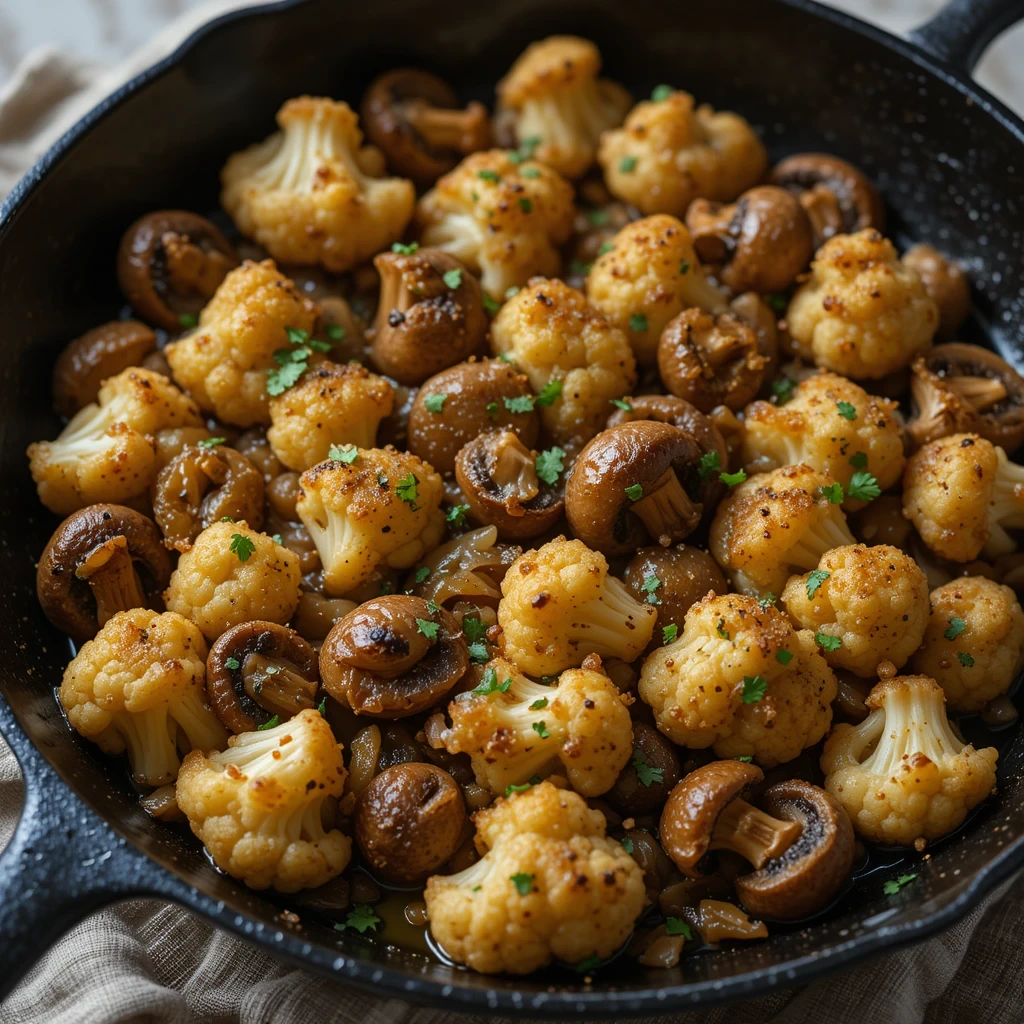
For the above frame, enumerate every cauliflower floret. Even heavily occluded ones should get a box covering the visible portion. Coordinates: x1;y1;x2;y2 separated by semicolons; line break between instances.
638;593;836;766
742;372;905;510
902;433;1024;562
164;520;301;640
28;368;202;515
267;361;394;471
59;608;226;786
415;149;575;299
489;278;637;451
221;96;414;272
424;781;644;974
496;36;631;180
709;464;857;597
781;544;929;677
498;537;656;676
821;675;998;845
296;447;445;596
585;215;728;367
165;259;320;428
910;577;1024;712
786;229;939;380
597;90;767;218
176;708;351;891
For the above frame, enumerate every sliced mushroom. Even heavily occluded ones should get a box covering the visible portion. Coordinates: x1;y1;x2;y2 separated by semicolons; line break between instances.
605;722;681;815
902;243;971;341
37;504;172;643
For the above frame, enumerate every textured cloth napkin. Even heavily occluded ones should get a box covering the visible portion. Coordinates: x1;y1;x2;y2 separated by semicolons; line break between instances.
3;2;1024;1022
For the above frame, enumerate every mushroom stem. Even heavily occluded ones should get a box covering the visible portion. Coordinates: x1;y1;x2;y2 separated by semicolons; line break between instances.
945;375;1008;412
198;450;229;486
491;436;540;505
403;100;487;152
631;469;702;546
242;652;319;717
710;795;802;869
75;535;148;627
798;184;846;244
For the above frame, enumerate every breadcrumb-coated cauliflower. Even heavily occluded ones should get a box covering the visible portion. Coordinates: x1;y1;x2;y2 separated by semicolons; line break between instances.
164;259;320;428
786;229;939;380
176;708;351;891
498;537;656;676
59;608;226;786
821;675;998;845
424;781;644;974
742;372;905;509
902;433;1024;562
164;520;301;640
781;544;929;677
415;149;575;299
496;36;631;180
597;90;767;218
296;447;445;596
28;367;203;515
221;96;414;272
910;577;1024;712
709;464;857;597
586;215;728;367
489;277;637;451
638;593;836;766
267;361;394;471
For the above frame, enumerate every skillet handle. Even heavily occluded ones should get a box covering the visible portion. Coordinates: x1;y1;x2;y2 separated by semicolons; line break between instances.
909;0;1024;74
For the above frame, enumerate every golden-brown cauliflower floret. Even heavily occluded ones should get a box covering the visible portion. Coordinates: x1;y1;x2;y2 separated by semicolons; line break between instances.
424;781;644;974
585;215;728;367
902;433;1024;562
267;361;394;471
821;675;998;845
781;544;929;677
910;577;1024;712
28;367;202;515
496;36;631;180
709;464;857;597
638;593;836;766
489;277;637;451
221;97;415;272
597;90;767;217
164;520;301;639
296;447;445;596
786;229;939;380
59;608;226;786
165;259;320;428
415;150;575;299
498;537;656;676
742;372;905;510
176;708;351;891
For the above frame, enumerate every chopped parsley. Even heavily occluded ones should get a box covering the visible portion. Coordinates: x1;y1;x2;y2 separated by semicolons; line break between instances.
530;698;549;711
272;534;283;545
883;873;917;895
665;917;693;939
508;136;541;163
698;450;721;480
446;504;470;528
197;436;225;449
629;312;649;332
413;566;431;584
463;616;489;644
651;84;673;101
610;397;633;411
764;292;788;314
266;325;320;396
318;696;327;717
257;715;280;731
847;471;881;502
806;569;831;599
473;667;512;696
423;393;447;413
597;241;615;256
820;482;844;504
662;623;678;644
957;651;975;667
641;574;662;605
416;618;440;641
395;472;419;507
741;675;768;703
586;208;610;226
520;167;541;179
679;260;691;275
574;954;601;973
815;632;842;652
334;904;380;933
759;592;777;608
772;377;795;404
178;312;199;329
632;748;664;787
717;618;731;640
391;241;419;254
720;468;747;487
504;394;535;414
379;580;393;595
467;642;489;664
735;755;754;762
329;444;359;463
426;600;441;614
477;169;501;183
326;323;346;341
225;656;240;671
510;873;535;896
776;649;793;666
944;616;968;641
486;400;500;419
535;380;562;406
621;837;635;854
442;268;463;289
535;446;566;485
505;777;542;796
849;451;868;470
229;533;256;563
482;294;501;315
532;720;550;739
518;198;533;214
625;483;644;502
836;400;857;421
619;155;637;172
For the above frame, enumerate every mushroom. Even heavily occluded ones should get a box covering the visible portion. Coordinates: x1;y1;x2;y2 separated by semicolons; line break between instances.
564;421;706;555
695;900;769;942
36;504;172;643
151;444;265;551
361;69;491;185
728;291;780;382
206;620;320;734
902;243;971;341
319;595;469;718
51;320;157;419
407;525;516;611
354;762;467;884
685;186;814;293
371;249;488;385
605;722;682;815
454;429;564;539
116;211;238;331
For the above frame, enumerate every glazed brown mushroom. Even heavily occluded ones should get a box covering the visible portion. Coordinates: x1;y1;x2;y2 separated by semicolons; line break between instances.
354;762;467;883
454;429;564;539
320;595;469;718
36;504;172;643
152;443;264;551
361;69;491;184
564;421;705;555
51;320;157;418
117;211;238;331
371;249;488;385
685;186;814;294
206;621;320;734
605;723;682;815
902;243;971;341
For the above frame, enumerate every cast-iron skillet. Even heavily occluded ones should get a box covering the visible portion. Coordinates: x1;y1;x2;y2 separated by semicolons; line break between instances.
2;0;1024;1014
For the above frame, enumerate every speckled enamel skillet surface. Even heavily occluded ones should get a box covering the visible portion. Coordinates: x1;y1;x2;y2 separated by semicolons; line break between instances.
2;0;1024;1014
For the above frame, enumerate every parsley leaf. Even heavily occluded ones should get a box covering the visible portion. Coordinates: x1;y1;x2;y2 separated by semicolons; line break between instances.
518;198;533;214
820;482;844;504
665;917;693;939
698;450;721;479
391;241;419;254
486;400;500;419
619;155;637;172
597;241;615;256
662;623;678;644
329;444;359;464
741;675;768;703
318;696;327;717
944;616;967;641
423;393;447;413
197;436;225;449
586;208;610;226
847;471;881;502
632;748;664;787
883;873;917;895
535;446;566;485
326;323;346;341
178;313;199;329
837;400;857;421
257;715;280;731
229;533;256;563
651;84;673;101
720;469;747;487
735;755;754;762
477;169;501;183
759;592;777;608
629;312;649;332
621;837;635;854
776;649;793;666
266;359;305;396
849;451;868;470
764;292;788;314
610;397;633;411
463;617;489;643
772;377;795;404
716;618;730;640
574;954;601;973
472;668;512;696
679;260;691;275
641;574;662;605
225;656;240;671
442;268;463;289
416;618;440;641
511;872;535;896
446;504;470;528
335;904;380;933
625;483;644;501
505;778;542;796
504;394;535;413
532;720;550;739
958;651;975;667
535;380;562;406
806;569;831;599
413;566;431;584
467;642;489;663
815;632;842;652
530;698;549;711
396;472;419;507
482;294;501;315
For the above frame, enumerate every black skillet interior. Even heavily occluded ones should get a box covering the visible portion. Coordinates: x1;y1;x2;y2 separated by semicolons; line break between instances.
2;0;1024;1015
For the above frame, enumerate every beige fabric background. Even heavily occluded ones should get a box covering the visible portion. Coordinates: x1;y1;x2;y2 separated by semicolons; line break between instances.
2;1;1024;1021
